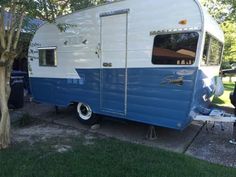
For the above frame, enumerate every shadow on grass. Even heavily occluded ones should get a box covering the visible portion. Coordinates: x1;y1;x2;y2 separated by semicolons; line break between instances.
224;83;235;91
212;97;225;104
212;82;234;106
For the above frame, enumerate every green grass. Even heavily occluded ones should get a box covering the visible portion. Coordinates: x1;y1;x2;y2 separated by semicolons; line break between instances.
212;82;235;106
0;137;235;177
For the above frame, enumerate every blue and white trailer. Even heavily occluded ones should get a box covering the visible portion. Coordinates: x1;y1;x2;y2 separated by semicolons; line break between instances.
28;0;225;130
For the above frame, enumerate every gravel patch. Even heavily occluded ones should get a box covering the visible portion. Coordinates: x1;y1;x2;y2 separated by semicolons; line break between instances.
12;123;80;145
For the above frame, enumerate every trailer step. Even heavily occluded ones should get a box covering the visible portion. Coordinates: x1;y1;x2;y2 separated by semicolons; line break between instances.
194;115;236;123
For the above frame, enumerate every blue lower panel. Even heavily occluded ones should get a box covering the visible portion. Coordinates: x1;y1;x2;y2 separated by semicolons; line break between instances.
101;69;125;114
30;67;197;130
126;68;197;129
30;69;101;113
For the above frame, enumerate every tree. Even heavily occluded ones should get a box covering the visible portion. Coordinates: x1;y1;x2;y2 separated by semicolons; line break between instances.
221;0;236;21
29;0;71;22
221;21;236;63
0;0;70;149
201;0;236;22
201;0;236;67
70;0;110;11
0;1;26;149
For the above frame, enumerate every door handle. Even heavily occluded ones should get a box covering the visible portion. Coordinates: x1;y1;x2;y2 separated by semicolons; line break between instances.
103;62;112;67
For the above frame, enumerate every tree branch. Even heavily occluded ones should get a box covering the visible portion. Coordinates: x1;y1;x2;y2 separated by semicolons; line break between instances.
13;13;24;50
58;0;70;16
6;26;15;52
48;0;55;21
6;1;16;37
42;0;49;20
0;6;6;49
0;61;6;67
6;3;18;52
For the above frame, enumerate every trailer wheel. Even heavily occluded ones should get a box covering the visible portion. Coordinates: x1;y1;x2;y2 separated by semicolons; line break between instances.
76;103;98;125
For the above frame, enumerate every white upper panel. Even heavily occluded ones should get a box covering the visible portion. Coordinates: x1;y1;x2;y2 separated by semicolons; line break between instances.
28;0;223;78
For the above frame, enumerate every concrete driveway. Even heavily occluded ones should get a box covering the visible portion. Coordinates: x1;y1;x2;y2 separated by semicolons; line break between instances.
11;100;236;168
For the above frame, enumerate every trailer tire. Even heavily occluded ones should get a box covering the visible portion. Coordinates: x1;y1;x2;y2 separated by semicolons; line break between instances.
76;103;98;125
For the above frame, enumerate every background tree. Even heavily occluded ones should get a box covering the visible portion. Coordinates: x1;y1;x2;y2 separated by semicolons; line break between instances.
221;22;236;64
221;0;236;21
29;0;71;22
70;0;110;11
202;0;236;69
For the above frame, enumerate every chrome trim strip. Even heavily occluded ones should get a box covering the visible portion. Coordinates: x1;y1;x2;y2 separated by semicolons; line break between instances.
99;15;103;110
38;46;57;50
100;9;129;17
124;13;128;116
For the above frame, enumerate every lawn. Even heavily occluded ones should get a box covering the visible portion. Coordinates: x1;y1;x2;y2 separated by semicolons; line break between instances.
0;137;236;177
212;82;235;106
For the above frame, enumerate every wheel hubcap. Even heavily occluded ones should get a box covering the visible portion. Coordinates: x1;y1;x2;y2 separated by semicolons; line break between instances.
77;103;92;120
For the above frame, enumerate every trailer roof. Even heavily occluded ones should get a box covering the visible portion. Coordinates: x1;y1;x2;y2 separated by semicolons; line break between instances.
37;0;224;43
202;8;224;42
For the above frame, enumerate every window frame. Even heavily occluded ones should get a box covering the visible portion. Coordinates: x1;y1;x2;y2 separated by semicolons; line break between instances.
201;33;224;66
38;46;57;67
151;31;200;66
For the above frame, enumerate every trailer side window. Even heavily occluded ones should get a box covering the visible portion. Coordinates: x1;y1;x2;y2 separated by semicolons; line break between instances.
202;34;210;65
39;48;57;67
202;33;223;66
152;32;199;65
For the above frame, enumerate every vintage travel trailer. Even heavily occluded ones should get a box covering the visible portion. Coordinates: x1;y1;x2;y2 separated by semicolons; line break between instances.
28;0;224;130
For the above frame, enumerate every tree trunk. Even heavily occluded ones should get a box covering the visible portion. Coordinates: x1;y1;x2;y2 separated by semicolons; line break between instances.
0;66;11;149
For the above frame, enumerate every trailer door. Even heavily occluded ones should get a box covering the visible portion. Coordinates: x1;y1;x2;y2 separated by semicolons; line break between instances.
100;12;128;115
